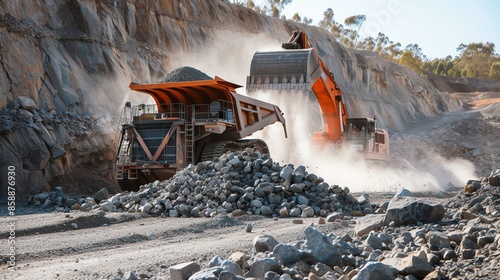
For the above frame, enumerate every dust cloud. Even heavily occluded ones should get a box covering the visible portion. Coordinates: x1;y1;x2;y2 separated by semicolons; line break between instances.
157;29;477;193
249;89;476;193
166;30;283;87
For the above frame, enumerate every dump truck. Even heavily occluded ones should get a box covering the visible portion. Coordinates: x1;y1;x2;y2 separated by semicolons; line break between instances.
246;30;389;160
115;69;287;190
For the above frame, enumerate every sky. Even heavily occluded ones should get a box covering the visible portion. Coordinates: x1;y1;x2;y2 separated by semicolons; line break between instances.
256;0;500;59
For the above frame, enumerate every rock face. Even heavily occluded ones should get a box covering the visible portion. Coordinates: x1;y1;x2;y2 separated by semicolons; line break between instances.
0;0;463;196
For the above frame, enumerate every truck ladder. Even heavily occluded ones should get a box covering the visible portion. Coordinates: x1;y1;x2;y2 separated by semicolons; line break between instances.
185;121;194;164
116;164;124;180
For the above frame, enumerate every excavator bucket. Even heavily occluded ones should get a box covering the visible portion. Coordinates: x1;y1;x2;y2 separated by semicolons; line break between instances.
246;49;322;92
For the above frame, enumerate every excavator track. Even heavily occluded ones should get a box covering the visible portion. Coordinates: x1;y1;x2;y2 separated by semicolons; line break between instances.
200;139;270;162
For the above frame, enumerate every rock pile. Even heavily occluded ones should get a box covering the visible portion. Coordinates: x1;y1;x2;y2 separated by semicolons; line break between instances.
156;66;212;83
30;150;376;217
37;150;368;218
166;179;499;280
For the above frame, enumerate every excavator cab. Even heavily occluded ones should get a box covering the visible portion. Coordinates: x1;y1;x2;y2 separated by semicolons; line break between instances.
345;118;389;161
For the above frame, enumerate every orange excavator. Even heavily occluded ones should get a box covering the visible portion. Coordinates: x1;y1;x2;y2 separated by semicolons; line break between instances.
246;30;389;160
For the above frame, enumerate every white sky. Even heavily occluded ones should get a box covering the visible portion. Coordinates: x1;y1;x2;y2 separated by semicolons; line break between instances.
255;0;500;59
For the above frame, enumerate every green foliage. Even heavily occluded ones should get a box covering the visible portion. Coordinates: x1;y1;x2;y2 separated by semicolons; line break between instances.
435;62;445;75
398;51;422;73
344;15;366;31
238;3;500;81
243;0;291;18
490;62;500;80
313;7;500;81
458;42;496;79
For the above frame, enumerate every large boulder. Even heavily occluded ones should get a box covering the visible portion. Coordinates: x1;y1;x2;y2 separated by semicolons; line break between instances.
271;244;302;266
382;255;434;279
253;235;279;253
244;258;281;278
382;196;445;226
355;215;384;237
302;226;342;267
169;261;201;280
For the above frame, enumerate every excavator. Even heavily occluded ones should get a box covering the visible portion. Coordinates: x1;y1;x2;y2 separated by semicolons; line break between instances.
246;30;389;161
115;72;287;190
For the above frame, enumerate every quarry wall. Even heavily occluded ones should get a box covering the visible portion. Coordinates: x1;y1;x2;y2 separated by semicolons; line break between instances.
0;0;462;196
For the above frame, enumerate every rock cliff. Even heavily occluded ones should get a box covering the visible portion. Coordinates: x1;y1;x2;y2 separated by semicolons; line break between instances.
0;0;462;197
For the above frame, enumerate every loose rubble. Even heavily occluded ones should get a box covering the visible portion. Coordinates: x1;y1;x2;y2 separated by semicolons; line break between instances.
162;177;499;280
31;150;367;218
27;151;500;280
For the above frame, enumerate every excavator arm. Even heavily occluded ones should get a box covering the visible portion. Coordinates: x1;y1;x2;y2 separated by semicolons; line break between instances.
247;30;348;143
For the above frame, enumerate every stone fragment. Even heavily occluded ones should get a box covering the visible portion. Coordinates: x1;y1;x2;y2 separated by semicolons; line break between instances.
352;261;397;280
228;251;246;268
100;201;114;212
310;262;334;277
122;271;139;280
382;255;433;279
488;169;500;186
289;208;301;217
355;215;384;237
364;232;383;250
253;235;279;253
220;260;244;276
302;226;342;267
271;244;301;266
208;256;224;267
218;271;244;280
426;231;450;250
169;262;201;280
188;267;222;280
394;188;414;198
18;96;37;110
93;188;109;204
260;205;273;215
244;258;281;279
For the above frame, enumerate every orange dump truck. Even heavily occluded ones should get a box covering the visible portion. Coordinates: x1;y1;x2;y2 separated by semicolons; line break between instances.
115;72;286;190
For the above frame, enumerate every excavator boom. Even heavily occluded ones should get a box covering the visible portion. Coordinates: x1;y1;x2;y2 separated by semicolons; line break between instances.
247;33;348;143
247;30;389;160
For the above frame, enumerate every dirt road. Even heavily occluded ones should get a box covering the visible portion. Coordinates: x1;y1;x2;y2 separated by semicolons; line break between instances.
0;206;352;280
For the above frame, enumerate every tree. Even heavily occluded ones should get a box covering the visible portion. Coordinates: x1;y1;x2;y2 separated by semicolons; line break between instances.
490;62;500;80
457;42;496;79
398;50;421;73
343;15;365;45
435;61;445;75
318;8;335;30
302;16;312;25
243;0;292;18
